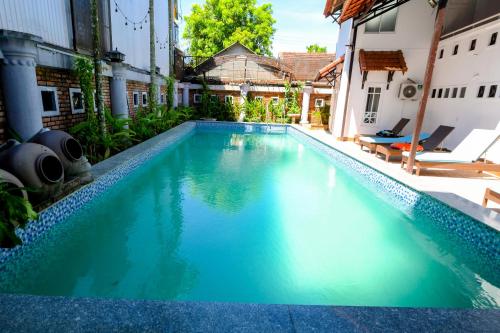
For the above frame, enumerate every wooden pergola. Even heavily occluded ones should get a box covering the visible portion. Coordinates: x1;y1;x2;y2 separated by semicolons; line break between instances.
323;0;448;174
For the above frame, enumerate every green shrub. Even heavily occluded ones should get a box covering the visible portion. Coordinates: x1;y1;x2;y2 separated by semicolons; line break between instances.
0;184;37;248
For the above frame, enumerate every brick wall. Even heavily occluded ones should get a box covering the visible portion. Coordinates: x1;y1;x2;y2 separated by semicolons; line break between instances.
37;67;111;132
126;80;149;117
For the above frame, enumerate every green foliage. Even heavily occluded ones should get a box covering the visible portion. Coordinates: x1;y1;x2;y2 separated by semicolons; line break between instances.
243;98;266;122
195;82;238;121
71;106;195;164
184;0;276;57
73;57;95;112
166;76;175;109
284;81;303;115
306;44;327;53
0;184;37;248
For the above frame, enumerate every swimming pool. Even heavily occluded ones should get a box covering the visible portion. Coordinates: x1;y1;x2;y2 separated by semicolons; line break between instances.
0;121;499;308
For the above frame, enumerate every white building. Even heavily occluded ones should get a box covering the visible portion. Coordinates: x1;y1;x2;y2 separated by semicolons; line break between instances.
323;0;500;161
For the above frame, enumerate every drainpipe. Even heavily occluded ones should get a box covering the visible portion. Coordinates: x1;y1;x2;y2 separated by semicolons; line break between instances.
406;0;448;173
339;25;358;140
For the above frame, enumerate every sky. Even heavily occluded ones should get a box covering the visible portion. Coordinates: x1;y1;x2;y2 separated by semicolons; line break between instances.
177;0;339;56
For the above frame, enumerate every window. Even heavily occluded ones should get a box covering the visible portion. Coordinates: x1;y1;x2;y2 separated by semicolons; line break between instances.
363;87;381;124
142;92;148;106
438;88;443;98
133;91;139;107
69;88;84;114
225;95;234;104
193;94;202;104
438;49;444;59
452;87;458;98
460;87;466;98
315;99;325;108
452;44;459;55
254;96;263;102
271;97;280;105
489;32;497;46
488;85;497;98
39;86;59;116
160;94;165;104
469;39;476;51
477;85;485;98
365;8;397;33
444;88;450;98
210;95;219;102
431;89;436;98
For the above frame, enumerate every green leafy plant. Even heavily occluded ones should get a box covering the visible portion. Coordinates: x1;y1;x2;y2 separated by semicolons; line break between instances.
284;81;303;116
243;98;266;122
0;184;37;248
73;56;95;113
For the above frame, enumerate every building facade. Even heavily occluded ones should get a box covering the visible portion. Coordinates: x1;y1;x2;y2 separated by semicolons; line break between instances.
0;0;174;144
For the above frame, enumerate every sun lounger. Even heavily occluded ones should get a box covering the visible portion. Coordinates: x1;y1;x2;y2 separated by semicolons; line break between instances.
483;188;500;209
401;129;500;176
359;133;430;153
375;125;454;162
354;118;410;143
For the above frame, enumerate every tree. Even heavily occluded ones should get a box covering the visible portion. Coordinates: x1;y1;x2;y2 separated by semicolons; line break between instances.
306;44;327;53
149;0;157;110
183;0;276;58
91;0;106;134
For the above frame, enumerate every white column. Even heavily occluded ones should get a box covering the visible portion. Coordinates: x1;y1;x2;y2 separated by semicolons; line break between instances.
182;83;190;106
0;31;44;140
238;84;250;122
300;85;313;124
110;62;128;119
173;81;179;108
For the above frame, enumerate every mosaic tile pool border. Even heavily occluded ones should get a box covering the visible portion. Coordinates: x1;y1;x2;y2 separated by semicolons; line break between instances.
0;120;498;267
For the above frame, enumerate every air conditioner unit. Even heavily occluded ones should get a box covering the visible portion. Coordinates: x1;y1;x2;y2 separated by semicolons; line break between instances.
399;81;423;101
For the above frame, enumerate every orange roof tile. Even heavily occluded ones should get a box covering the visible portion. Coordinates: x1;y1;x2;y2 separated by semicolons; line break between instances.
339;0;377;23
315;55;345;81
279;52;336;81
323;0;346;17
358;49;407;73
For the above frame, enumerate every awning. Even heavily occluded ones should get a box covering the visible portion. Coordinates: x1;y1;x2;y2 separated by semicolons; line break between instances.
324;0;410;25
315;55;345;86
338;0;377;23
323;0;346;17
358;49;407;89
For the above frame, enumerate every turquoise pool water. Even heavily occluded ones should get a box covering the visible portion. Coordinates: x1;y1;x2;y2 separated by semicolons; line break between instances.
1;130;499;308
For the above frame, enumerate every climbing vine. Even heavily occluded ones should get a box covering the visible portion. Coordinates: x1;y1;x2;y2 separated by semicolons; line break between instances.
166;76;175;109
73;56;95;116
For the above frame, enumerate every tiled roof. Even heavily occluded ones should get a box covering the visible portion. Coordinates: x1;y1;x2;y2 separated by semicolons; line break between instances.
315;55;345;81
278;52;336;81
323;0;346;17
358;49;408;73
339;0;377;23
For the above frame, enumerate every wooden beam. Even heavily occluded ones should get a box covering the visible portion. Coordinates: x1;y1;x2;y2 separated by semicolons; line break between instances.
406;1;447;173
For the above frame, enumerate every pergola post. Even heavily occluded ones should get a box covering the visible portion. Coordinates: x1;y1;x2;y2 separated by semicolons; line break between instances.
406;0;447;173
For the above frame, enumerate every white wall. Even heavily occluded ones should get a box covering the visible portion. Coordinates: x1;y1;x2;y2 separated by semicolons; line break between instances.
424;17;500;161
341;1;436;138
0;0;73;48
111;0;170;76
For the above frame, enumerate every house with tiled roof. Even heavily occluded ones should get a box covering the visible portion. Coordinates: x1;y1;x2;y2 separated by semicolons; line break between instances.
178;43;335;124
320;0;500;162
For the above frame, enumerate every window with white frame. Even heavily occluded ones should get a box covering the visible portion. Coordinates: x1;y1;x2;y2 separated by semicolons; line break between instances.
488;85;497;98
193;94;202;104
489;32;497;46
160;93;165;104
142;92;148;106
225;95;234;104
271;97;280;105
210;95;219;102
315;98;325;108
39;86;60;116
254;96;263;102
133;91;139;108
69;88;84;114
363;87;381;125
365;8;397;33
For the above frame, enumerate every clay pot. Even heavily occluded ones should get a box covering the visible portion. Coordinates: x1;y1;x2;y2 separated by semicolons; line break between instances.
0;143;64;201
30;130;90;179
0;168;27;200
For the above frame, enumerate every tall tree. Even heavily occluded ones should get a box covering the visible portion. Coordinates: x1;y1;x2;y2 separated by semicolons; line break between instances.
149;0;157;110
91;0;105;134
306;44;327;53
184;0;276;57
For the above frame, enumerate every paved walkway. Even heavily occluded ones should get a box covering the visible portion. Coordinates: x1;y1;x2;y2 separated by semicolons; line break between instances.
293;126;500;231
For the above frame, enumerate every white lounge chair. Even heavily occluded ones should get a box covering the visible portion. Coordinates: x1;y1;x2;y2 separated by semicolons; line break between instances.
359;133;430;153
401;129;500;176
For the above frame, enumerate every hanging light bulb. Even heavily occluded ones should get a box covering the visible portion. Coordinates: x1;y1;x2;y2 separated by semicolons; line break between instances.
115;5;118;13
140;25;142;29
125;21;128;26
134;23;136;30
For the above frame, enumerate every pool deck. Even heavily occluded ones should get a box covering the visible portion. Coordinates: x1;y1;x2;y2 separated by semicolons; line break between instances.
292;125;500;232
0;294;499;332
